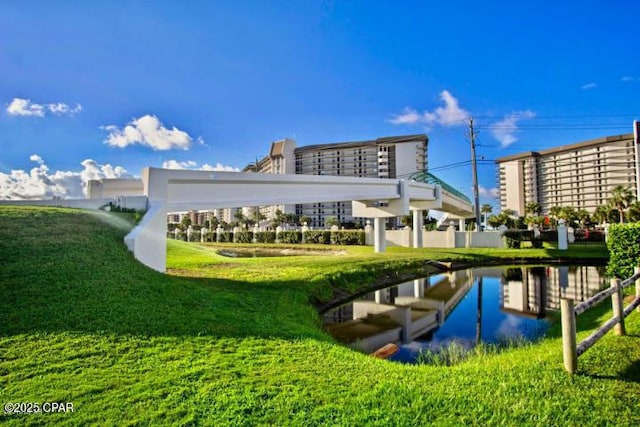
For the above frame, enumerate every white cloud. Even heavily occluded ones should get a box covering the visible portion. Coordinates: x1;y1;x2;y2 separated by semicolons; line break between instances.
389;90;469;127
0;156;130;200
490;110;536;148
162;160;198;169
6;98;82;117
162;159;239;172
103;115;196;151
621;76;636;82
581;82;597;90
478;185;499;199
388;107;422;125
29;154;44;165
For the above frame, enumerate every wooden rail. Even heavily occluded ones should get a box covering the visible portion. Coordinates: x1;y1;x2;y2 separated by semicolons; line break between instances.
561;266;640;374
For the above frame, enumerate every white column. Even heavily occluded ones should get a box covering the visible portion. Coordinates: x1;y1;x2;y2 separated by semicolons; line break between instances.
413;278;425;298
375;290;383;303
374;217;386;253
412;209;423;248
458;218;466;231
558;221;568;250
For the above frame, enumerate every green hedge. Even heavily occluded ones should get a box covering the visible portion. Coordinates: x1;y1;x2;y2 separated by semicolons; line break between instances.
606;223;640;278
503;230;533;241
303;231;331;244
331;231;365;245
216;231;233;243
177;229;366;246
255;231;277;243
530;238;544;248
504;236;521;249
187;231;201;242
234;231;253;243
278;231;302;244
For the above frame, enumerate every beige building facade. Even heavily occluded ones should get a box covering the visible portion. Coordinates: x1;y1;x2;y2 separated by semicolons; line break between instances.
245;134;428;228
496;122;640;216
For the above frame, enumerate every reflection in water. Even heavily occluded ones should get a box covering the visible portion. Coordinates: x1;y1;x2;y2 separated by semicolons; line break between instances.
323;265;608;363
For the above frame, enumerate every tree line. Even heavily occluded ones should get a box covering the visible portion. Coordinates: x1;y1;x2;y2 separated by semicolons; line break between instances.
484;185;639;229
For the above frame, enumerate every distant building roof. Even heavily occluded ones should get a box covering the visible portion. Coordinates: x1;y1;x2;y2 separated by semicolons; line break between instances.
295;134;427;153
495;133;634;163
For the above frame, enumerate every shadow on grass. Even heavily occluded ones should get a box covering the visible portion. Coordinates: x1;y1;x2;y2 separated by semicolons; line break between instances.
0;207;333;340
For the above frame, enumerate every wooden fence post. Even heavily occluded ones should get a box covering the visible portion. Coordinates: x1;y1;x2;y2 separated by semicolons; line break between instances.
635;266;640;313
561;298;577;374
611;278;626;336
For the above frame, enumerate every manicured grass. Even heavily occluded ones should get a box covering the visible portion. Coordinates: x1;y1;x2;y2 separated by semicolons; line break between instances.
1;206;639;426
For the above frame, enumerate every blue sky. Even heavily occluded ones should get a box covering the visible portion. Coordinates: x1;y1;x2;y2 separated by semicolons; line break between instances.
1;1;639;208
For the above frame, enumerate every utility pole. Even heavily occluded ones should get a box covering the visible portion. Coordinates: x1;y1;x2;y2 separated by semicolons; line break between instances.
469;117;482;231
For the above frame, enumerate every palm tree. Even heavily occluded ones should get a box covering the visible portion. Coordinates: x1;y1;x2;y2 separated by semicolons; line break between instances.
592;205;610;226
549;206;562;220
558;206;577;227
575;209;590;227
609;185;635;223
480;204;493;229
626;201;640;223
487;214;502;229
525;201;541;216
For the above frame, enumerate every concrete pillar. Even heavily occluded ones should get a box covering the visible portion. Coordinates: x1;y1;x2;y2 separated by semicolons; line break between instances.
412;209;423;248
559;265;569;293
558;221;568;250
446;224;456;248
375;290;383;303
414;278;425;298
458;218;466;231
364;221;373;245
374;217;386;253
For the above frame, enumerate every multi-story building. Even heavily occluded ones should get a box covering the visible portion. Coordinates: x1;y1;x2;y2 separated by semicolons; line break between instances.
167;209;228;227
244;134;428;228
496;121;640;216
242;138;297;222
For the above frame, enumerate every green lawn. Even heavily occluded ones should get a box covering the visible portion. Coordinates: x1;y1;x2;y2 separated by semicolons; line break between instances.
1;206;638;426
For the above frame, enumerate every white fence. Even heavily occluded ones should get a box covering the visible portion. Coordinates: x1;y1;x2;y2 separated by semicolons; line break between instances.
386;227;505;249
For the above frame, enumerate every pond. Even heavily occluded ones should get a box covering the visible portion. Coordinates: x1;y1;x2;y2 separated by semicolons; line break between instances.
216;248;345;258
322;265;608;363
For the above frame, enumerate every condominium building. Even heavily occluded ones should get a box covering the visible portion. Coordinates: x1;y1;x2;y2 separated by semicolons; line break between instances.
496;121;640;216
241;138;297;221
244;134;428;228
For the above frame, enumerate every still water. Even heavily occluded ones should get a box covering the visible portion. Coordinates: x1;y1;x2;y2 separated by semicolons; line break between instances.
322;265;608;363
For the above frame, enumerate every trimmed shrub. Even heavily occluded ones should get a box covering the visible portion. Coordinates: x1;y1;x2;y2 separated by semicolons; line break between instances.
503;230;533;241
188;230;201;242
204;231;216;242
217;231;233;243
504;236;521;249
255;231;276;243
278;231;302;244
304;230;331;244
540;230;558;242
234;231;253;243
606;223;640;278
530;238;544;248
331;231;365;245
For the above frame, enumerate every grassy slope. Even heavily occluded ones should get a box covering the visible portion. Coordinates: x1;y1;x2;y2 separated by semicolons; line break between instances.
0;206;638;426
